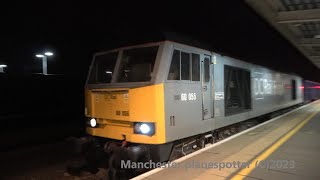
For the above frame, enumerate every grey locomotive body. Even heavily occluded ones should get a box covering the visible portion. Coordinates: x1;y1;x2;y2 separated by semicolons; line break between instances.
162;41;303;142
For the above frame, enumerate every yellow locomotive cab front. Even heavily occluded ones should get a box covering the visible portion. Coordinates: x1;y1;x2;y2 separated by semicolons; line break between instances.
85;83;166;144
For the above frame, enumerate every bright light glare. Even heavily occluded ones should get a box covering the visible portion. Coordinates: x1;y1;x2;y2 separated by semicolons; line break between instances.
0;65;7;68
36;54;44;58
106;71;112;74
45;52;54;56
139;124;151;134
90;118;97;127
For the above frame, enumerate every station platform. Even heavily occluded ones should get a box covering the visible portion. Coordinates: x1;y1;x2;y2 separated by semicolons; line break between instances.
133;100;320;180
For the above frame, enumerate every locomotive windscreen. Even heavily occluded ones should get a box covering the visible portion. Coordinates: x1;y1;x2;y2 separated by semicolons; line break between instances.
117;46;158;82
88;52;118;84
88;46;159;84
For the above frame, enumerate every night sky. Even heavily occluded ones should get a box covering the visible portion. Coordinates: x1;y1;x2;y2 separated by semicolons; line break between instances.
1;1;320;149
1;1;320;80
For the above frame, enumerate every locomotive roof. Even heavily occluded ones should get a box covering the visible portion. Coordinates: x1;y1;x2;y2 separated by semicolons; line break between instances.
94;32;302;78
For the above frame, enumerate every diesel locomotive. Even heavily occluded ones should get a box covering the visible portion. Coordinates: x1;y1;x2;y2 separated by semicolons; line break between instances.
77;40;319;176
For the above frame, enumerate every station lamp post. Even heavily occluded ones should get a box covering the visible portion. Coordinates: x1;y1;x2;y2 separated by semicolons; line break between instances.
35;52;54;75
0;64;7;73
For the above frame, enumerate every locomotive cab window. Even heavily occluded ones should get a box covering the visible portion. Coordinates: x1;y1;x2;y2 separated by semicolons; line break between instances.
88;46;159;84
88;52;118;84
224;65;251;116
204;57;210;82
181;52;191;80
117;46;159;82
167;49;200;81
192;54;200;81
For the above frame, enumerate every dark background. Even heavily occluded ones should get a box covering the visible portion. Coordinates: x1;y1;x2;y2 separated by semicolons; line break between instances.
1;1;320;150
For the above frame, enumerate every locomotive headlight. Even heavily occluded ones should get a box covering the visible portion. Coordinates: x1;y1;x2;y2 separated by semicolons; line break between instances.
89;118;97;128
134;123;155;136
140;124;151;134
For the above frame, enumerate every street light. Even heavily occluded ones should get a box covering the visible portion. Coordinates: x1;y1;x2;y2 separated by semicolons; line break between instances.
36;54;44;58
0;64;7;73
35;51;54;75
44;52;53;56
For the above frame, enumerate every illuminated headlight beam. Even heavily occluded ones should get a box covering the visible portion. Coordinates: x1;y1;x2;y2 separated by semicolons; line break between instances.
134;122;155;136
90;118;97;127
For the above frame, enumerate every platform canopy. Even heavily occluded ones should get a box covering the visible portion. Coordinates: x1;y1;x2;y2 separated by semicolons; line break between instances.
246;0;320;68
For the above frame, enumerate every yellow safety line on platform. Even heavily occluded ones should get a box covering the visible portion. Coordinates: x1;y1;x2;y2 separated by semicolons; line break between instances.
231;106;320;180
